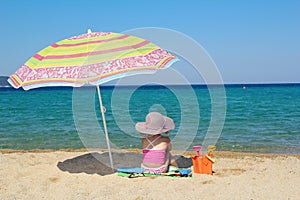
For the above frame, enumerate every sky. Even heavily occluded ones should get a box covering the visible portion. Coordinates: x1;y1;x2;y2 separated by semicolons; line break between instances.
0;0;299;83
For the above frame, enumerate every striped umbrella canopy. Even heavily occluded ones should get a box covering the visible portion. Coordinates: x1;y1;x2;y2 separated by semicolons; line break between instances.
8;30;178;171
8;30;177;90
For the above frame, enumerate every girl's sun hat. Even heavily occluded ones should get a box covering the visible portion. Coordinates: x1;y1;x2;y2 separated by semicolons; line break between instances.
135;112;175;135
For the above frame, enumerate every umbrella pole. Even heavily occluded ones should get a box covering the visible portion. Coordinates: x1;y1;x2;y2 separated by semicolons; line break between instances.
96;85;114;172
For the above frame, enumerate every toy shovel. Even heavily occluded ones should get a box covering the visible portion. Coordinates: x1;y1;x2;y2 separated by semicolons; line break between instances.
193;146;202;156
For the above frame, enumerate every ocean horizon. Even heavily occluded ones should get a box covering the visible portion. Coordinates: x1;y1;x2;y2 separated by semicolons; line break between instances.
1;83;299;154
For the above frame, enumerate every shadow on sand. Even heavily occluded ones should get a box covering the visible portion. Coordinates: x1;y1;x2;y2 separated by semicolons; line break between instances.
57;152;192;176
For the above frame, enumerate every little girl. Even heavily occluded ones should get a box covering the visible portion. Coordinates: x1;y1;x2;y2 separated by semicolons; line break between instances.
135;112;178;174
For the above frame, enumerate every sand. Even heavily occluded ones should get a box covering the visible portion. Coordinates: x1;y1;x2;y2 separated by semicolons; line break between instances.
0;149;299;200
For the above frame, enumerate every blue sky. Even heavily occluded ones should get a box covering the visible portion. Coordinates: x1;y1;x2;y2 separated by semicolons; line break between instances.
0;0;299;83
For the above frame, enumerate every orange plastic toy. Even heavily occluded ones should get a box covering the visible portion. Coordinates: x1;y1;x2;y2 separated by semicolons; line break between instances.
192;145;216;175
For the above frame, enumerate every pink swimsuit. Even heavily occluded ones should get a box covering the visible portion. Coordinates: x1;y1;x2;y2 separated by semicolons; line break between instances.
141;136;168;174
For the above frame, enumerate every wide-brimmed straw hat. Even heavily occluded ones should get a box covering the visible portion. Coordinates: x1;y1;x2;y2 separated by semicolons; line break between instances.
135;112;175;135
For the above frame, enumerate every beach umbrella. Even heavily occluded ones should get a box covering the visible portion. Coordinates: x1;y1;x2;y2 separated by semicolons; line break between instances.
8;29;177;171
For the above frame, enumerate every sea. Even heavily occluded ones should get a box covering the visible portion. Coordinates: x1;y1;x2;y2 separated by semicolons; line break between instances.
1;84;300;154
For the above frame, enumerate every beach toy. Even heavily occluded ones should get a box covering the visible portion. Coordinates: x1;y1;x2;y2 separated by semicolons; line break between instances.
193;145;202;156
192;145;216;175
207;145;216;157
192;155;215;175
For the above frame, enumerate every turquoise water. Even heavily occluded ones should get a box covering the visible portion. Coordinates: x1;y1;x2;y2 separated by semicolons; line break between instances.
1;84;300;154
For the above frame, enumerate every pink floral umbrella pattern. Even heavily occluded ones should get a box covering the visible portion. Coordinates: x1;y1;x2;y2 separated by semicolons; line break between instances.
8;30;178;171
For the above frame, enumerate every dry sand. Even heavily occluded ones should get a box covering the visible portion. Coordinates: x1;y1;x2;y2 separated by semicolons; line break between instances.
0;149;299;200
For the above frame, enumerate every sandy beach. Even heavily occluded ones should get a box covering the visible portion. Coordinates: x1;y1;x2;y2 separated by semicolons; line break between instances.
0;149;299;200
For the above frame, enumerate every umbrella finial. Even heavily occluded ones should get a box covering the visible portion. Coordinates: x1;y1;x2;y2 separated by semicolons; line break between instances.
87;29;92;33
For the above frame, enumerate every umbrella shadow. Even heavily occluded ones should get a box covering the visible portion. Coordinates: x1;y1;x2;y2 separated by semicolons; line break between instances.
57;152;192;176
